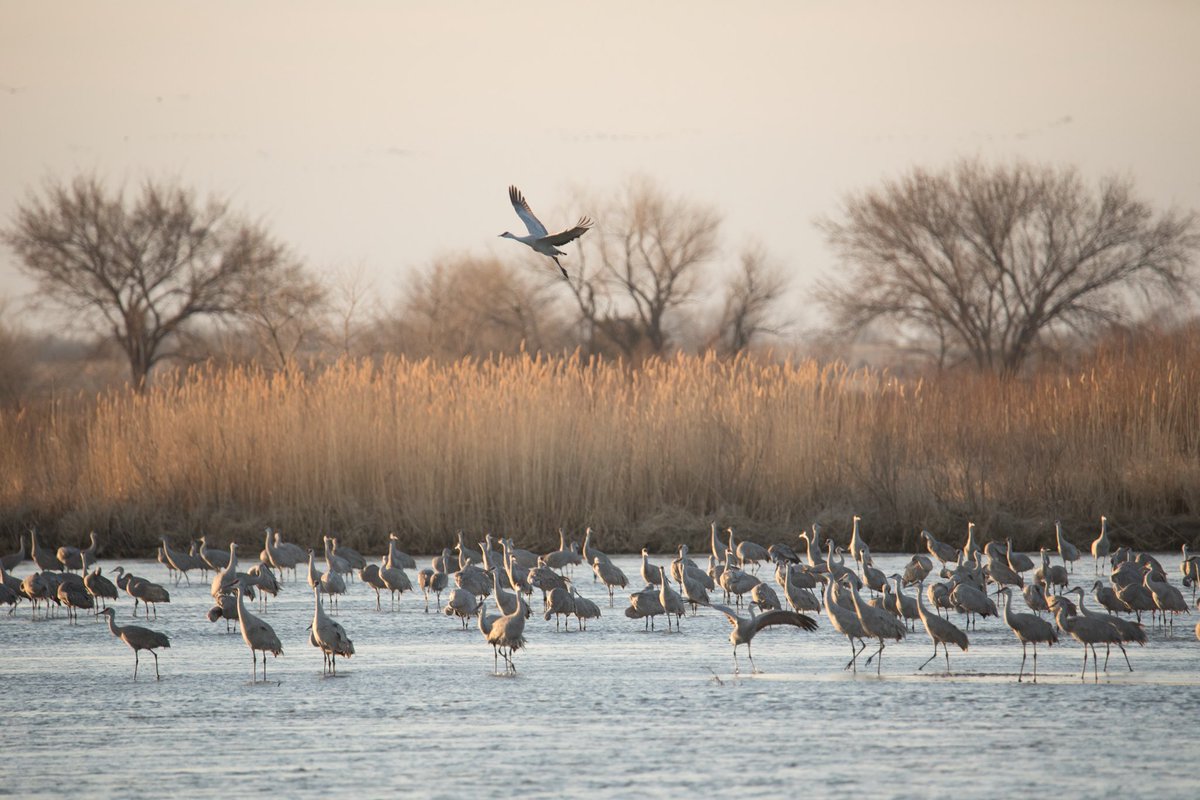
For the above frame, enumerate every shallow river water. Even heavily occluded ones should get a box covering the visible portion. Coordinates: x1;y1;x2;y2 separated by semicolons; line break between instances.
2;552;1198;799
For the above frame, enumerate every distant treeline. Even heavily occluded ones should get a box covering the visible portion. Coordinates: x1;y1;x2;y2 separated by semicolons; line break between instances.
1;329;1198;558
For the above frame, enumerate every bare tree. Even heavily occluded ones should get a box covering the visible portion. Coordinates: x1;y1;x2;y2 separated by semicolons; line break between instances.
565;177;721;359
0;303;35;404
395;254;571;359
238;260;328;369
2;175;311;389
710;242;790;354
818;159;1200;374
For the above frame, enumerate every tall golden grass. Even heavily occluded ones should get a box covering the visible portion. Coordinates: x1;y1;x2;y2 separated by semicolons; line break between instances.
2;332;1198;556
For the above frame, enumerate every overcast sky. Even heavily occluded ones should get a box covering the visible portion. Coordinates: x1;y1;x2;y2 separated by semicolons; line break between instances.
2;1;1198;327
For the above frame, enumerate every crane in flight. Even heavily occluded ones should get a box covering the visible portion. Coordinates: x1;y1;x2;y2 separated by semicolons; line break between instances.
500;186;593;279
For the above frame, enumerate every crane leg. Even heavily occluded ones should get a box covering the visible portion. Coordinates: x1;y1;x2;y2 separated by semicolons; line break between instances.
1032;643;1039;683
1103;644;1111;671
1018;643;1027;682
1118;643;1133;672
748;643;759;674
133;650;139;680
918;645;939;672
152;650;160;680
732;647;739;674
1090;644;1099;682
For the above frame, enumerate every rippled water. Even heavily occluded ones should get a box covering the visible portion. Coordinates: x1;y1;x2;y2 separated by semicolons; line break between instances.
2;552;1198;799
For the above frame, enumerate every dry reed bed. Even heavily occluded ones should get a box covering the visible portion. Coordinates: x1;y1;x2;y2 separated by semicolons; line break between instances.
1;339;1198;555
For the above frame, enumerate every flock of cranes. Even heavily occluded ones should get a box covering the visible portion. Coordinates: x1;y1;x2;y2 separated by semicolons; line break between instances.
1;517;1198;683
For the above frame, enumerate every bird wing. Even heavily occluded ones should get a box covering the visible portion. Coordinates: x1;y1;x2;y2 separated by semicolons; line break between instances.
509;186;548;237
751;610;819;634
541;217;594;246
707;603;740;626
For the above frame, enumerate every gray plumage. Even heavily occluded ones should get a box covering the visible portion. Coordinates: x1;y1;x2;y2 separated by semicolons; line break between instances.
998;587;1058;683
310;587;354;675
707;602;818;674
101;607;170;680
235;586;282;681
914;582;968;674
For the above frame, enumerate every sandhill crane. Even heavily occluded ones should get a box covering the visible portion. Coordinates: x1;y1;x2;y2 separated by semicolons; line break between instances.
500;185;593;279
984;549;1023;594
486;590;528;673
593;557;627;606
1053;604;1119;682
1004;538;1034;574
0;581;18;613
490;567;522;618
22;572;58;618
997;588;1058;682
1054;521;1081;572
749;582;781;613
544;529;582;574
543;585;575;631
1143;566;1187;629
729;528;769;573
1;533;26;570
706;602;817;674
452;531;481;568
1034;549;1069;591
1022;581;1050;615
1091;517;1111;573
926;581;955;618
781;563;820;614
1090;579;1130;615
847;515;868;569
57;579;93;623
887;574;920;630
949;580;997;629
322;537;351;580
56;531;98;572
100;608;170;680
625;585;665;630
235;586;282;682
1181;545;1200;601
380;544;413;609
476;597;506;672
29;530;61;571
797;528;825;567
111;567;170;618
658;565;687;631
384;534;417;570
310;587;354;675
1069;587;1143;672
921;530;959;566
331;538;366;573
83;567;119;611
207;594;238;631
160;536;202;585
360;563;386;610
569;585;600;630
417;565;449;613
527;559;568;601
455;561;491;600
640;548;663;586
443;587;480;629
914;581;968;674
271;530;307;580
846;579;906;674
862;558;888;595
823;580;867;671
719;551;761;608
767;541;801;565
680;563;712;614
902;554;933;586
962;522;981;562
582;528;610;581
502;539;538;572
198;536;230;571
247;562;280;608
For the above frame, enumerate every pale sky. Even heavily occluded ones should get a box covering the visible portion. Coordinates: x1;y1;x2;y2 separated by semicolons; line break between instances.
2;1;1198;329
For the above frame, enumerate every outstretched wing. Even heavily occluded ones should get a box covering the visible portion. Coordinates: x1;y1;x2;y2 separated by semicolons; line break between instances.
542;217;594;246
707;602;740;626
508;186;548;237
751;610;819;634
